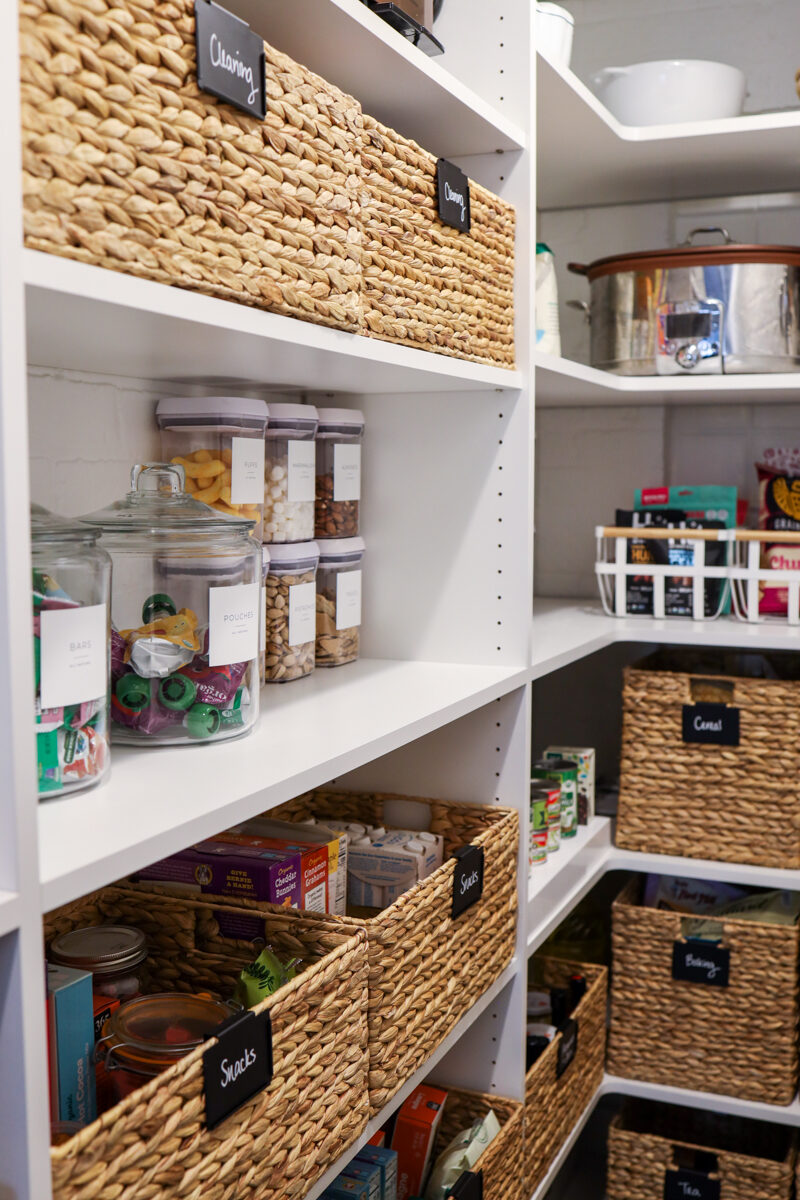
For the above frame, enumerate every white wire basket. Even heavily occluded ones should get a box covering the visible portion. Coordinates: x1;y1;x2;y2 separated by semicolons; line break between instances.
595;525;800;625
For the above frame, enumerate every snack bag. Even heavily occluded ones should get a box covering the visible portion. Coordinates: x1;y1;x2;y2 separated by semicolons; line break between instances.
756;449;800;615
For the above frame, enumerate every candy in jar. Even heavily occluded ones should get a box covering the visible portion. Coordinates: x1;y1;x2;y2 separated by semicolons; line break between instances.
263;402;318;543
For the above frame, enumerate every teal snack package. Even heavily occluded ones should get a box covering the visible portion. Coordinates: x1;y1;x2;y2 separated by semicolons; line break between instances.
341;1161;381;1200
356;1147;398;1200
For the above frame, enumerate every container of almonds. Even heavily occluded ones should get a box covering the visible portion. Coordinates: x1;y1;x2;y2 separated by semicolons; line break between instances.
264;541;319;683
316;537;364;667
315;408;364;539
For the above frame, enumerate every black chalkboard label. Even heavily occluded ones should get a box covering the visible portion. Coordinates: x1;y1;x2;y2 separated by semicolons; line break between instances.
556;1017;578;1078
195;0;266;120
682;703;739;747
672;940;730;988
436;159;471;232
203;1009;272;1129
449;1169;483;1200
664;1167;721;1200
452;844;484;918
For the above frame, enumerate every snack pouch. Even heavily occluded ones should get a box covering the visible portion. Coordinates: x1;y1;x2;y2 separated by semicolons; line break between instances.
635;485;737;614
756;449;800;615
616;508;725;616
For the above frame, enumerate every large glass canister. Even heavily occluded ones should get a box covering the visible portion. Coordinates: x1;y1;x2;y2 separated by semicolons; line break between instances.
80;464;260;745
32;504;111;797
314;408;364;539
155;396;268;541
263;402;318;543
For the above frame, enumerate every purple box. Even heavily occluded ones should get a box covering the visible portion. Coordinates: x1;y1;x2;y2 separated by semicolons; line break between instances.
133;840;302;908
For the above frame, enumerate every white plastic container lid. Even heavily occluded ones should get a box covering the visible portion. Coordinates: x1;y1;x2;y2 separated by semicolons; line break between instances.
265;402;319;433
316;407;365;432
316;536;365;562
261;545;270;576
155;396;269;431
266;540;319;570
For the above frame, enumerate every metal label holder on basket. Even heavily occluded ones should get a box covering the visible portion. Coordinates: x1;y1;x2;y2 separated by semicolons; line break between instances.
595;525;800;624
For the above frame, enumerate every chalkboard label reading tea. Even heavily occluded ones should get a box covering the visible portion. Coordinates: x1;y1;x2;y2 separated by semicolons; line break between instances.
449;1170;483;1200
195;0;266;120
672;939;730;988
436;159;471;233
682;702;740;747
452;844;484;918
203;1009;272;1129
664;1168;721;1200
556;1017;578;1078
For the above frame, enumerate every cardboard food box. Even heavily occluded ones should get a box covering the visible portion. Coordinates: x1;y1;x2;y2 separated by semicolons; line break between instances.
391;1084;448;1199
47;963;97;1127
228;817;347;915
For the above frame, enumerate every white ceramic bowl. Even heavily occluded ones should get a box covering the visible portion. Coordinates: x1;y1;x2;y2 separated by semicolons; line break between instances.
536;3;574;70
590;59;747;126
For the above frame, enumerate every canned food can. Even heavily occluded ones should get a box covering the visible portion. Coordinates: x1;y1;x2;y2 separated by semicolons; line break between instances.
534;757;578;838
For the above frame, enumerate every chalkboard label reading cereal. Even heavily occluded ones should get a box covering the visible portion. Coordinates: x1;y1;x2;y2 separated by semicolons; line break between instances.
203;1008;272;1129
452;844;484;918
436;158;471;233
664;1168;721;1200
195;0;266;120
672;939;730;988
681;702;740;747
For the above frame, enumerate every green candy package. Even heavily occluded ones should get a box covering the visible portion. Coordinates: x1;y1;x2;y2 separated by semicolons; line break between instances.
233;946;299;1009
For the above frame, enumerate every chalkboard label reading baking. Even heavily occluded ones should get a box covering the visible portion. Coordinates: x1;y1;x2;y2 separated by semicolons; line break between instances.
556;1017;579;1078
664;1167;721;1200
449;1169;483;1200
436;159;471;233
452;844;484;918
203;1009;272;1129
195;0;266;120
672;939;730;988
681;702;740;747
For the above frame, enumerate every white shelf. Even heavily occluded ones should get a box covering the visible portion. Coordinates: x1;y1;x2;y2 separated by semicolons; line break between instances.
537;51;800;210
528;816;612;952
306;960;519;1200
534;351;800;409
227;0;526;158
602;1075;800;1128
38;658;528;912
0;891;21;939
24;252;522;396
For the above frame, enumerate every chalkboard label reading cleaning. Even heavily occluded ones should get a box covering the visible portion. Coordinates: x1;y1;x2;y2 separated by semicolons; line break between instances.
203;1009;272;1129
195;0;266;120
672;939;730;988
556;1017;579;1078
449;1169;483;1200
452;845;484;918
681;702;740;747
436;159;471;233
664;1167;721;1200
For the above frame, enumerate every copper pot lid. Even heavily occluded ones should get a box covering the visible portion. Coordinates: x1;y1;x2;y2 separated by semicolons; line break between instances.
569;226;800;281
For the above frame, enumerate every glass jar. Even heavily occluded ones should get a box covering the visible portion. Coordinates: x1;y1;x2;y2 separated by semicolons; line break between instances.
98;993;235;1102
263;402;318;543
259;545;270;685
80;464;261;745
315;537;364;667
32;504;112;798
264;542;319;682
49;925;148;1000
156;396;268;541
315;408;364;539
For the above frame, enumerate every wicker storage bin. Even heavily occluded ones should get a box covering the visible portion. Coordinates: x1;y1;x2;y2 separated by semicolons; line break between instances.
44;884;370;1200
525;957;608;1193
607;1100;797;1200
608;878;800;1105
431;1086;524;1200
360;115;516;368
21;0;363;330
617;649;800;869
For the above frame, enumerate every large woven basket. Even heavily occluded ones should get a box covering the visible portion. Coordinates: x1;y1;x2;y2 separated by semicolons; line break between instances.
607;1100;797;1200
525;956;608;1194
618;649;800;868
45;884;370;1200
21;0;363;330
359;115;516;368
608;878;800;1105
431;1086;524;1200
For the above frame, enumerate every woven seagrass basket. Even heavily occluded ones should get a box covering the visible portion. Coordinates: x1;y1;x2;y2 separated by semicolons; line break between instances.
607;1100;797;1200
44;884;370;1200
20;0;363;330
431;1087;524;1200
525;957;608;1194
617;649;800;869
608;878;800;1105
359;115;516;368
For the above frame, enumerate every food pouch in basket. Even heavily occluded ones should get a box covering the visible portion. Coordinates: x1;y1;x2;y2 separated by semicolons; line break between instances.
616;509;726;616
756;449;800;615
635;484;737;614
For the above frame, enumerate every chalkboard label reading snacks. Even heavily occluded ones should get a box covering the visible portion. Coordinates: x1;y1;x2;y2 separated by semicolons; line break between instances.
672;939;730;988
556;1017;579;1078
449;1170;483;1200
681;702;740;747
436;159;471;233
195;0;266;120
203;1009;272;1129
452;844;484;918
664;1168;721;1200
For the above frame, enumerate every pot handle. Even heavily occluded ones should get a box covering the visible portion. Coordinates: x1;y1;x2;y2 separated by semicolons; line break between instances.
679;226;734;247
567;262;589;276
566;299;591;324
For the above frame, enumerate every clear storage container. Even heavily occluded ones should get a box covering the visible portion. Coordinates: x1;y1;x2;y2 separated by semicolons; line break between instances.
260;545;270;685
264;541;319;682
315;537;364;667
81;464;261;745
263;402;319;543
315;408;364;538
49;925;148;1000
156;396;268;541
32;503;111;797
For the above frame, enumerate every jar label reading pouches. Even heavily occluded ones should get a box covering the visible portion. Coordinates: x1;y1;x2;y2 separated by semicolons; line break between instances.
452;844;484;918
436;159;471;233
208;583;260;667
203;1009;272;1129
681;702;740;746
194;0;266;120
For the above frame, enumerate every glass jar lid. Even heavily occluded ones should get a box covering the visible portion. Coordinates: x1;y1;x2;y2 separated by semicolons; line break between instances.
49;925;148;976
155;396;269;433
316;407;365;435
80;464;256;535
265;402;319;434
102;993;235;1071
31;502;101;545
316;536;365;563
